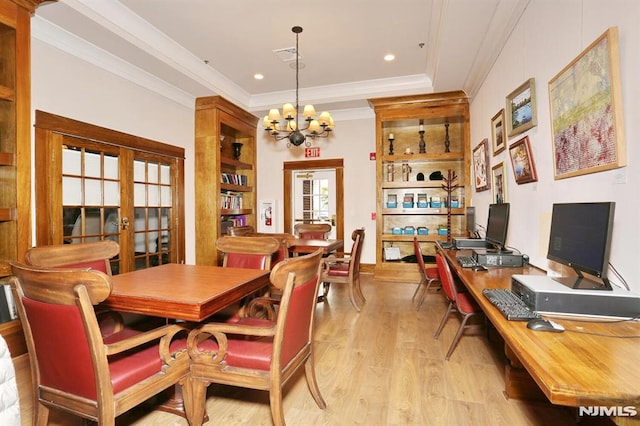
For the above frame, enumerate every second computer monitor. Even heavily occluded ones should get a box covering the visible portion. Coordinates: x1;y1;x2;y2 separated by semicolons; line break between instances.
485;203;510;253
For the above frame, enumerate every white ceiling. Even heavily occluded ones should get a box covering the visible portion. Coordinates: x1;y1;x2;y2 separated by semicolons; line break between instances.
33;0;530;116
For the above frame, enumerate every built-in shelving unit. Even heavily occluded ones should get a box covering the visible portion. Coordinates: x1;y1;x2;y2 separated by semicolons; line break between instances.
369;92;471;282
194;96;259;266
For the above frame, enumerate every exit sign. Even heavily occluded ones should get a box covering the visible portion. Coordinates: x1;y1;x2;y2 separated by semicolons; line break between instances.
305;147;320;158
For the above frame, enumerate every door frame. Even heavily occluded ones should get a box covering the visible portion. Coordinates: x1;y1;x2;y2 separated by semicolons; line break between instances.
283;159;344;241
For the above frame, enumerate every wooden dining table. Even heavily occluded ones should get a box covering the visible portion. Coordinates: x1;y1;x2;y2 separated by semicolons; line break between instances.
288;238;344;255
103;263;270;322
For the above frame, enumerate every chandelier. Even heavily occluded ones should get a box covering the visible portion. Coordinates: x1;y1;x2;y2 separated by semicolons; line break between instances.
263;26;334;148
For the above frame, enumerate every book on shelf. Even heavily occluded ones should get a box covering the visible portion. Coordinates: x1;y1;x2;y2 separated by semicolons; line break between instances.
220;191;243;209
0;284;16;324
221;173;248;186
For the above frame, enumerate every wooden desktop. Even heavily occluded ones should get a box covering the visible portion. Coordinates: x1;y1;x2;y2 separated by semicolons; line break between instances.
438;245;640;408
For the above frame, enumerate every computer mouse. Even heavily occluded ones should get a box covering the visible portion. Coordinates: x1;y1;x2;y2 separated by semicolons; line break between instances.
526;318;564;333
472;265;487;271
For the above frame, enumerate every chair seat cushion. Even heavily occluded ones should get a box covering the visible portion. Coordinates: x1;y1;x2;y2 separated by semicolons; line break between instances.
108;336;186;395
197;318;275;371
425;267;439;280
326;262;350;277
456;292;481;315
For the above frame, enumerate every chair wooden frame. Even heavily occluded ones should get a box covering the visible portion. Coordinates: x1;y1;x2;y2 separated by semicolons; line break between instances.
433;253;482;360
186;249;326;426
227;225;256;236
293;223;332;239
9;262;191;424
411;237;440;311
216;236;281;270
24;240;120;274
320;228;366;312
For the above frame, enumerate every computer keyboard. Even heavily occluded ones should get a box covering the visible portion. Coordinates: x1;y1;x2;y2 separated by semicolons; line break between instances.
457;255;480;268
482;288;540;321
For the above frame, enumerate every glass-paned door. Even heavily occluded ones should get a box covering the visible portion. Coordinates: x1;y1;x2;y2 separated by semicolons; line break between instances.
292;169;336;238
133;157;173;270
62;144;122;273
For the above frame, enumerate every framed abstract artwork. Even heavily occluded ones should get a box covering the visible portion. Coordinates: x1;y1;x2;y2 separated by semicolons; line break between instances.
509;136;537;184
548;27;626;180
491;109;506;156
491;162;507;204
506;78;537;137
472;139;490;192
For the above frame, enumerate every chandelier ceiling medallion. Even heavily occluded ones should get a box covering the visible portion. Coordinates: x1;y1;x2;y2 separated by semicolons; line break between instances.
263;26;334;148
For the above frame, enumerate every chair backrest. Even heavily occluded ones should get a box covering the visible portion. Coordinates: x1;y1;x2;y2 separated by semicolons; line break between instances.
216;236;280;270
24;240;120;275
227;225;255;236
9;262;112;402
348;228;365;279
414;237;427;277
435;253;458;304
269;248;324;369
294;223;331;240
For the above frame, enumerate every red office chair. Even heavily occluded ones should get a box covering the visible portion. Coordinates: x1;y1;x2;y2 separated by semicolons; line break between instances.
412;237;440;311
186;249;326;426
9;262;190;424
433;253;482;360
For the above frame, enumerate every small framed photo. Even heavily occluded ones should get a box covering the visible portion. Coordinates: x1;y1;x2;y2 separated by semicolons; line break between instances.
472;139;490;192
491;162;507;204
509;136;537;184
506;78;537;137
491;109;506;156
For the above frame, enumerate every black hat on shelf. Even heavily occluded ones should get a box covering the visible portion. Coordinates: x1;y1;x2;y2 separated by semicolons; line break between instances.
416;172;425;181
429;171;444;180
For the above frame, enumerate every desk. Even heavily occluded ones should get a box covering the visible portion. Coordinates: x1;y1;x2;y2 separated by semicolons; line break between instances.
439;246;640;407
104;263;270;322
288;238;343;255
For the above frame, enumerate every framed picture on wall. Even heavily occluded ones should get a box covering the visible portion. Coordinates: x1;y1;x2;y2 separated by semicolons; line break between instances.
506;78;537;137
509;136;537;184
548;27;625;180
491;162;507;204
491;109;506;155
472;139;490;192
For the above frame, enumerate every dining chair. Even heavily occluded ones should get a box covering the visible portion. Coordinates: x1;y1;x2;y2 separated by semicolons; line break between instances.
23;240;163;336
294;223;332;239
216;235;281;270
186;248;326;426
412;237;441;311
9;262;191;425
433;253;483;360
227;225;255;236
320;228;366;312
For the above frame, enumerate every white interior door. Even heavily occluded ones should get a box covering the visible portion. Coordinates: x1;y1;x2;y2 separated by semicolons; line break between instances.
292;169;337;239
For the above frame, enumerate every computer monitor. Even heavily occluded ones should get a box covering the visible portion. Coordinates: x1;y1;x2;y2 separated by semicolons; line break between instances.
547;202;615;290
485;203;510;253
465;206;477;237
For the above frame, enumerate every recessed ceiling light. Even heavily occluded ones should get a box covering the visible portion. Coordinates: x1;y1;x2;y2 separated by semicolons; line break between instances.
254;73;264;80
384;54;395;62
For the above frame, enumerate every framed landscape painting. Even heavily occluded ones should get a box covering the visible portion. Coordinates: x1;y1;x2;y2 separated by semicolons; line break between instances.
548;27;625;180
506;78;537;137
491;109;506;156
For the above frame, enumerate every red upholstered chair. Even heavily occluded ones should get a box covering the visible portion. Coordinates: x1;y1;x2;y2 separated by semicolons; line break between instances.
433;253;482;360
227;225;255;236
320;228;365;312
412;237;441;311
186;249;326;426
294;223;332;239
216;235;280;270
23;240;163;336
9;262;191;425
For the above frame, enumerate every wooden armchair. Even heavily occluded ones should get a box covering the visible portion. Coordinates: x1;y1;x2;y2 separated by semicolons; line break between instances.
227;225;255;236
294;223;332;239
9;262;191;424
216;235;281;270
320;228;366;311
186;249;327;426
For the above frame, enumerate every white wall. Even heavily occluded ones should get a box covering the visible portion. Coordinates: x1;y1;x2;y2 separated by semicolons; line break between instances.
31;39;197;262
256;110;378;264
469;0;640;291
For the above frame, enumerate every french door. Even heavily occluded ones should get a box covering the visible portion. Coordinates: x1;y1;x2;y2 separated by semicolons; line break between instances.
35;111;185;274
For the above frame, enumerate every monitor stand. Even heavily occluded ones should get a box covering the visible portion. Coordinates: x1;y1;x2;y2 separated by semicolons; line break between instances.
552;272;612;291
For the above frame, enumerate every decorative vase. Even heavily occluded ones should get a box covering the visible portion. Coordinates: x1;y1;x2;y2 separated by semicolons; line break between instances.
232;142;243;160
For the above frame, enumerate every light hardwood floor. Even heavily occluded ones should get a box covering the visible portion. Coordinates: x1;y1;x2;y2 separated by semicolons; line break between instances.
15;273;615;425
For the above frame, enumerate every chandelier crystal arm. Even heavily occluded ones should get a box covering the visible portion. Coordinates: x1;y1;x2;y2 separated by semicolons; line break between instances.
263;25;334;148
